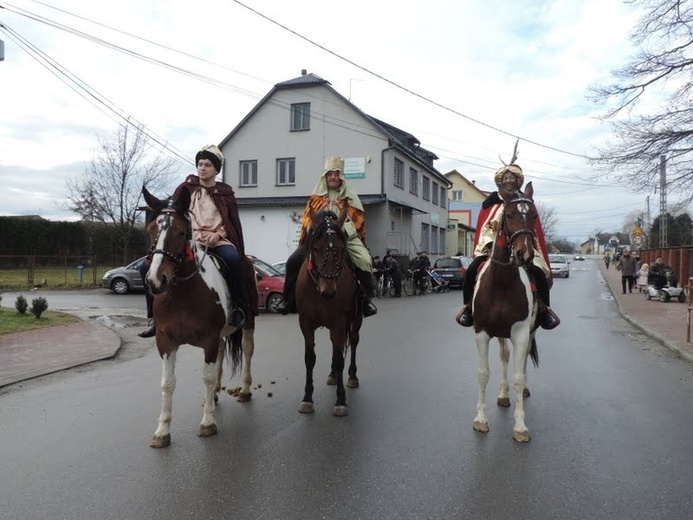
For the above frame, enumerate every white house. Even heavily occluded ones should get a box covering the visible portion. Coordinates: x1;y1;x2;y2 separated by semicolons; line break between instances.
217;70;451;265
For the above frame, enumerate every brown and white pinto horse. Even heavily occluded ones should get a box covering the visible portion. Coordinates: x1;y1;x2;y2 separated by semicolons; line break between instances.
296;207;363;416
142;187;256;448
471;182;540;442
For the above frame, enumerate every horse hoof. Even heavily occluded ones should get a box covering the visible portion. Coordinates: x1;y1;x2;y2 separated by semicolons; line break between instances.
523;387;531;398
197;423;218;437
236;392;252;402
149;434;171;448
497;397;511;407
332;405;349;417
473;421;489;433
347;378;359;388
513;430;531;443
298;401;315;414
326;376;337;386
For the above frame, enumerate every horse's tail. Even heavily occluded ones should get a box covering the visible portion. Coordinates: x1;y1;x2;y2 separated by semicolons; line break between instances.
225;328;244;376
529;336;539;368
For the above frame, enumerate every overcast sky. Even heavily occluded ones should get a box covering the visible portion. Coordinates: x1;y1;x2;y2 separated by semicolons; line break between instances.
0;0;665;243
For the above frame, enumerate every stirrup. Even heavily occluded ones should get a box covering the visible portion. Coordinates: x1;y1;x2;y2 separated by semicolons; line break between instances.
230;307;246;328
363;300;378;317
539;307;560;330
455;305;473;327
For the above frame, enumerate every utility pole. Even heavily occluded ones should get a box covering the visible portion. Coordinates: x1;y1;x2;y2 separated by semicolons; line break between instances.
1;38;5;61
659;154;668;247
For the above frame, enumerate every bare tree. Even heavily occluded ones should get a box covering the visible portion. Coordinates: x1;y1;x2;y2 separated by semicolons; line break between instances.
62;120;180;262
589;0;693;203
536;201;558;243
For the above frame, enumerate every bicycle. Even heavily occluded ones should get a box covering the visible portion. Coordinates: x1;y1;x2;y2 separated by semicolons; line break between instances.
373;269;396;298
406;268;432;295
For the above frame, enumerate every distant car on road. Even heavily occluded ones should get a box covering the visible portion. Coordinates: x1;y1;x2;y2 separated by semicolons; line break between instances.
431;255;472;288
573;255;585;261
549;254;570;278
102;257;147;295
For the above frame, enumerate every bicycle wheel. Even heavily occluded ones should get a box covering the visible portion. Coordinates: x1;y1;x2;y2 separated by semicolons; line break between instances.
403;275;415;296
374;276;383;298
388;282;397;297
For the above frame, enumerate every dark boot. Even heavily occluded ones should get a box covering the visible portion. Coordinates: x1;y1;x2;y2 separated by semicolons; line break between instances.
455;255;484;327
276;274;296;315
532;265;560;330
356;269;377;317
276;247;305;315
455;304;473;327
230;307;246;328
138;319;156;338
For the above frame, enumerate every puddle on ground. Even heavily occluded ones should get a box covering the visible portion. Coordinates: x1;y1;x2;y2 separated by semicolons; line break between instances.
88;314;147;328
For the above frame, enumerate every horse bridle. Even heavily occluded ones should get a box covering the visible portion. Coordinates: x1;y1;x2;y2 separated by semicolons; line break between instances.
492;197;536;267
308;216;345;286
147;201;200;283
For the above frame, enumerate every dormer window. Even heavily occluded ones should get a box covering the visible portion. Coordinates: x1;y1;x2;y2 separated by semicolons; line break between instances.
290;103;310;131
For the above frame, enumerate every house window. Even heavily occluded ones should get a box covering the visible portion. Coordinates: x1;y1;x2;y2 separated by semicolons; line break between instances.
422;177;430;201
394;158;404;188
452;190;463;201
276;158;296;186
432;181;439;205
440;187;447;208
239;160;257;187
421;223;429;252
409;168;418;196
290;103;310;131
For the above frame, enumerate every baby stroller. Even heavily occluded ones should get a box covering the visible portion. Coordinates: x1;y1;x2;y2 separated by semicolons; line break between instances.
644;267;686;303
426;268;450;293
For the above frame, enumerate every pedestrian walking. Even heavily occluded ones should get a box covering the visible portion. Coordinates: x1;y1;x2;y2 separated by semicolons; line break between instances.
616;250;637;294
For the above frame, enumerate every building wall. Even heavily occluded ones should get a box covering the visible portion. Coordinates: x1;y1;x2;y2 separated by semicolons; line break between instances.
220;82;449;264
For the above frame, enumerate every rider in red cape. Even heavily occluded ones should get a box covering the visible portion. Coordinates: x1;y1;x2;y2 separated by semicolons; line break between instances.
456;142;560;330
173;145;259;327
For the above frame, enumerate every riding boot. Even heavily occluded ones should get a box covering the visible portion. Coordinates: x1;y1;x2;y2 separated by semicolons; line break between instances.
138;319;156;338
355;269;378;317
531;265;560;330
276;246;305;315
455;255;485;327
227;278;247;328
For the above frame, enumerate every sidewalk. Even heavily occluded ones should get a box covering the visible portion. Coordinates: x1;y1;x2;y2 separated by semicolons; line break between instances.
0;321;121;388
599;261;693;363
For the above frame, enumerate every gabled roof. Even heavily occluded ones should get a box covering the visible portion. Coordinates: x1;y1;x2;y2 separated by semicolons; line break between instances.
218;71;450;186
445;169;489;197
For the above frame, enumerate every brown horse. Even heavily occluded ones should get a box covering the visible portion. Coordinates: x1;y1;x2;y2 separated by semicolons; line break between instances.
296;207;363;416
471;182;540;442
142;187;256;448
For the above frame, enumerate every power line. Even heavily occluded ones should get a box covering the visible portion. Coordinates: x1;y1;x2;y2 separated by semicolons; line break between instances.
230;0;591;160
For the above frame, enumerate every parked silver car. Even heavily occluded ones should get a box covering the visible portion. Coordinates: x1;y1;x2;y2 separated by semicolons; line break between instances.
102;257;147;294
548;254;570;279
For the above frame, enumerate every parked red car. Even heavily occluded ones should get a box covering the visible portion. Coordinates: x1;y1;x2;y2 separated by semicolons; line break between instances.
248;255;285;313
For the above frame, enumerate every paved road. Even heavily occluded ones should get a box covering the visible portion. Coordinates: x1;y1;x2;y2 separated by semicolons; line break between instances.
2;261;693;519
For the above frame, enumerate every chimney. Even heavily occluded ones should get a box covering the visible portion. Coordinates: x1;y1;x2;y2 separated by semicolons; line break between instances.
301;69;307;75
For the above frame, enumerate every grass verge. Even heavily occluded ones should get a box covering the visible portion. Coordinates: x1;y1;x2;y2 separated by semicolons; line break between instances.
0;307;79;335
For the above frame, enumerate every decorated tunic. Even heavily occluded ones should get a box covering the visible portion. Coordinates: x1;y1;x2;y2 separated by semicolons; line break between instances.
298;175;371;272
473;191;551;280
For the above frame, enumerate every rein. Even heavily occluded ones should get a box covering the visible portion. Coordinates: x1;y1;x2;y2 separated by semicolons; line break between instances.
307;216;345;288
147;205;200;285
491;197;536;267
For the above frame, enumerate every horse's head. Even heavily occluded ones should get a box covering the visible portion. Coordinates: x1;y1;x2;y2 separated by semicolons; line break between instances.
142;186;192;294
306;206;348;299
501;182;537;267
